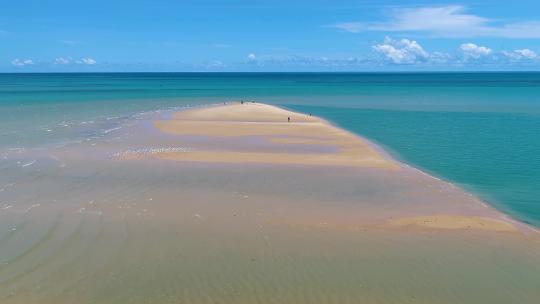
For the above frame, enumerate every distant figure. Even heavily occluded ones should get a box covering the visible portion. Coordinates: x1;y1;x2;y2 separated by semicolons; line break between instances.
241;101;244;105
288;117;290;123
309;113;312;116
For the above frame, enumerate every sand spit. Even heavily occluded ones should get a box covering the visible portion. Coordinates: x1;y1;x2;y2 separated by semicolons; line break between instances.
154;103;397;169
150;102;531;234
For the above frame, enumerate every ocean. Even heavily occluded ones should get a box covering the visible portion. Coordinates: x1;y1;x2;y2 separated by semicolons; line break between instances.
2;72;539;227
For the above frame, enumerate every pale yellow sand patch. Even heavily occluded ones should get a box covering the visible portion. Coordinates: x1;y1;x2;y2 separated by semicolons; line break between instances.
174;102;318;122
389;215;517;232
154;103;398;169
154;120;331;137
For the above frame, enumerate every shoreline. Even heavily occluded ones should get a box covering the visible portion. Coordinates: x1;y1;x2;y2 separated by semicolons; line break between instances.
263;103;540;235
148;101;537;234
299;106;540;234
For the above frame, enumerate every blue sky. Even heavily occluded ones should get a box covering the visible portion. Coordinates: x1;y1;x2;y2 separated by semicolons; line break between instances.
2;0;540;71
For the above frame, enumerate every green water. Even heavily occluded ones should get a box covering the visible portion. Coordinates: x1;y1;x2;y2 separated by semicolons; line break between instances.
1;72;540;227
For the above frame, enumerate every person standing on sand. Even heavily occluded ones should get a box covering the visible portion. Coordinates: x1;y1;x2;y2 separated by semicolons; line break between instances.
288;117;290;122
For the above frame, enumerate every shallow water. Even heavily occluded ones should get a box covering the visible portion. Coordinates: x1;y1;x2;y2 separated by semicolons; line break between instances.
0;106;539;303
1;72;540;227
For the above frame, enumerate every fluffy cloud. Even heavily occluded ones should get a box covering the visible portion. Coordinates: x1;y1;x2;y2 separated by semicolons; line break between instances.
247;53;257;61
11;59;34;67
78;58;97;65
205;60;226;69
54;57;97;65
372;37;432;64
55;57;71;65
460;43;492;59
371;38;539;66
502;49;538;60
333;5;540;38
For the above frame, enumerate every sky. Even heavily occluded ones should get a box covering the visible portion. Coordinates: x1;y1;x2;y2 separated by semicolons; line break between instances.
1;0;540;72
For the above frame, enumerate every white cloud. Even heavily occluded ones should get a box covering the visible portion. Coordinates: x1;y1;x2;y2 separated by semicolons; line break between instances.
460;43;492;59
11;59;34;67
54;57;71;65
372;37;433;64
372;39;538;66
55;57;97;65
247;53;257;60
513;49;537;59
502;49;538;60
371;6;487;33
205;60;226;69
78;58;97;65
333;5;540;38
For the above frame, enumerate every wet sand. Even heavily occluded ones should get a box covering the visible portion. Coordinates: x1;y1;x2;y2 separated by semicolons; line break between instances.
1;102;540;303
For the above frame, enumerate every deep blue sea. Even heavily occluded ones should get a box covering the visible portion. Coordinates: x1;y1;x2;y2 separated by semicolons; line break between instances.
1;72;539;227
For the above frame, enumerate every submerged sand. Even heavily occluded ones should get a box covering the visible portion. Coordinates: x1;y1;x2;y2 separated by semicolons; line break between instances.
2;102;540;303
389;215;518;232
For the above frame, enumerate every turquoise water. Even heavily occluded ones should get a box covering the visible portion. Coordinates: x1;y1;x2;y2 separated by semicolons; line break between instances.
1;72;540;227
288;106;540;227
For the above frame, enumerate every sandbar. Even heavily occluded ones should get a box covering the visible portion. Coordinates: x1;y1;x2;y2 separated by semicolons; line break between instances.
154;103;397;169
150;102;527;233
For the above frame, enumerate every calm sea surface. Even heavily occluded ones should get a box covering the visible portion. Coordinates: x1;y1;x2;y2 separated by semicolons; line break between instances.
1;72;539;226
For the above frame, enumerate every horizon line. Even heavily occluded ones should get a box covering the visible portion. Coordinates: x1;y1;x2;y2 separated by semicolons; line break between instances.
2;70;540;75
